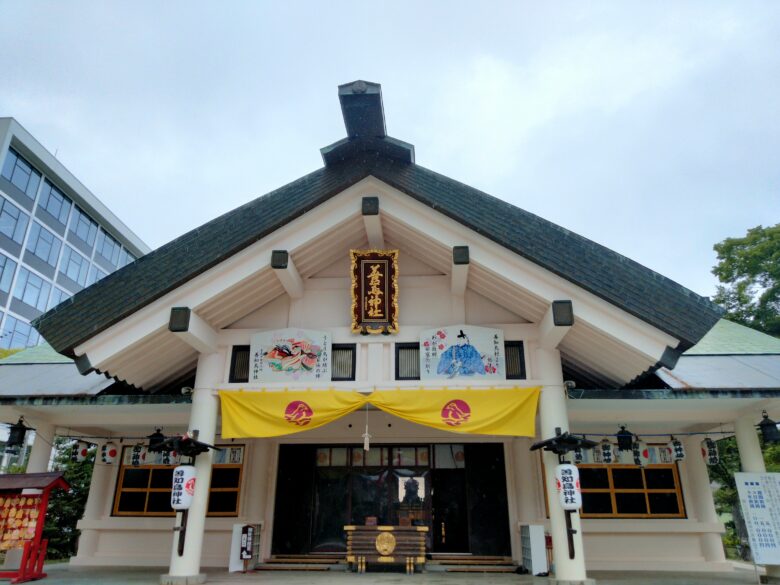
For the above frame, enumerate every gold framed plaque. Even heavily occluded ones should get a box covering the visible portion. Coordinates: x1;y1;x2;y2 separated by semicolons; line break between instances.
350;249;399;335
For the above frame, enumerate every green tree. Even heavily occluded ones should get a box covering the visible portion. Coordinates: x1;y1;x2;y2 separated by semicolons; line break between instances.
43;439;94;559
712;223;780;336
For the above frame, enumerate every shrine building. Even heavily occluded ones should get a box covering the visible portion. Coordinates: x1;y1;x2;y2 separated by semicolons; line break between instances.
12;80;780;584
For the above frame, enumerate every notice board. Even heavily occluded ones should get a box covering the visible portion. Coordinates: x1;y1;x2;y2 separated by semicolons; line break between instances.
735;472;780;564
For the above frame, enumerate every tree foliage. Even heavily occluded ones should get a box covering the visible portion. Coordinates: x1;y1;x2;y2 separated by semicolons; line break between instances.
43;439;94;559
713;223;780;336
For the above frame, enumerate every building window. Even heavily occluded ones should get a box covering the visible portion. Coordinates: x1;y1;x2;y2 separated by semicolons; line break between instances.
579;464;685;518
95;229;121;266
48;287;70;310
395;342;420;380
505;341;526;379
229;345;250;383
331;344;356;381
0;198;30;244
26;222;62;267
0;253;17;293
69;206;98;248
37;180;72;225
1;148;41;199
0;315;39;349
113;445;244;517
59;246;90;286
13;267;51;311
118;248;136;268
86;265;107;287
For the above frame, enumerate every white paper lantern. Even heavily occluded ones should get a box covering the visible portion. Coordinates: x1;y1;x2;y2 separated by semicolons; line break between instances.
554;464;582;511
701;438;719;465
171;465;197;510
600;438;614;464
131;444;147;467
667;438;685;461
101;442;118;464
72;441;90;462
632;439;650;466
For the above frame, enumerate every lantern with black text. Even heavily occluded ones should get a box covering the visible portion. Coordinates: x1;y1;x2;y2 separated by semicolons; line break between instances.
71;441;90;462
701;438;719;465
667;437;685;461
573;447;584;464
600;438;614;464
101;442;118;464
554;464;582;511
171;465;197;510
131;444;147;467
632;439;650;466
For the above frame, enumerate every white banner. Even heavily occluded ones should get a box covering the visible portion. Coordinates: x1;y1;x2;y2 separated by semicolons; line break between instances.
249;328;331;383
419;325;505;381
735;472;780;565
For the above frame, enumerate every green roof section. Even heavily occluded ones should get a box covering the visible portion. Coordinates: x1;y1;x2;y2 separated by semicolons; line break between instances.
684;319;780;355
0;343;73;365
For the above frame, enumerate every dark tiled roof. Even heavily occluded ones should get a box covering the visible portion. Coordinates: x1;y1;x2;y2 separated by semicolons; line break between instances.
34;154;721;355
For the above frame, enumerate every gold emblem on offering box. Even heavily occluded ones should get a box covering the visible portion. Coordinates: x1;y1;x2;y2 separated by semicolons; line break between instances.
350;250;399;335
375;531;396;555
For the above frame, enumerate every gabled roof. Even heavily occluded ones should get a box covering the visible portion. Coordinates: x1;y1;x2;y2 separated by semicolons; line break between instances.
34;82;722;358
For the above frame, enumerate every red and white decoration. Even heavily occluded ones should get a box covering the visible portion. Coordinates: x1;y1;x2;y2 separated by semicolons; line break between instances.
632;439;650;466
701;438;719;466
667;438;686;461
554;464;582;511
171;465;197;510
101;442;118;464
71;441;90;462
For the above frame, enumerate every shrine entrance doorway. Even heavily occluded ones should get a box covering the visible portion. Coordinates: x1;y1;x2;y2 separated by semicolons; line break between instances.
271;443;511;557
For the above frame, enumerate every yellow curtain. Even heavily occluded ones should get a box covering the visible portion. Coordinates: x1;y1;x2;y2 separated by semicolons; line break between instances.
218;387;540;439
219;389;368;438
369;388;539;437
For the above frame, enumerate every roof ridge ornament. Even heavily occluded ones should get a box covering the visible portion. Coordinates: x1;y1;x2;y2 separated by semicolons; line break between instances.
321;81;415;165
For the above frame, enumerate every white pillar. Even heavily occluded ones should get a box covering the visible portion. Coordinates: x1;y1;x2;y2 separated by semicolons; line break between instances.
25;421;54;473
735;414;780;581
162;351;224;585
536;347;592;585
683;436;725;563
73;441;115;563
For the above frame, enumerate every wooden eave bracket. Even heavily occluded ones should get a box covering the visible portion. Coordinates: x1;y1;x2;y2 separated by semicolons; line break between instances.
271;250;304;299
451;246;469;296
168;307;218;354
362;196;384;248
538;300;574;349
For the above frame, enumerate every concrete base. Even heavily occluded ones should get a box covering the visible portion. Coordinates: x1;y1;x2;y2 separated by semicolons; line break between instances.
549;579;596;585
160;573;207;585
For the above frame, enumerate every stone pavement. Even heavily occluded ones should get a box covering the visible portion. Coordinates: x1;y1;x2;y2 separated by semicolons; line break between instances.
37;564;763;585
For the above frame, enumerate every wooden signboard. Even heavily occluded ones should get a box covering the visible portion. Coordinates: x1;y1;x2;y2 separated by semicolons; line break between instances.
0;472;69;584
350;250;399;335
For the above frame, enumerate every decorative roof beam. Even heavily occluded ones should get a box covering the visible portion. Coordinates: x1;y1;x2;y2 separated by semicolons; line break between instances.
538;300;574;350
362;196;384;248
168;307;218;354
271;250;304;299
451;246;470;296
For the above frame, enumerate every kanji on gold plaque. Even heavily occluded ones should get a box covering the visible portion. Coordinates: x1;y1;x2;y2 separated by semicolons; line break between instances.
350;249;399;335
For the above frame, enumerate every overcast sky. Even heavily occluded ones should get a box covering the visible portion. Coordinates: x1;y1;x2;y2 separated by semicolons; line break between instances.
2;1;778;298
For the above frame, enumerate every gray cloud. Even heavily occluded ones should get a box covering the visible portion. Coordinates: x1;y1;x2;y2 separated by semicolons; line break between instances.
1;1;778;297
